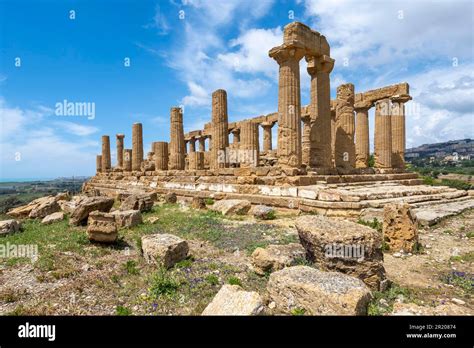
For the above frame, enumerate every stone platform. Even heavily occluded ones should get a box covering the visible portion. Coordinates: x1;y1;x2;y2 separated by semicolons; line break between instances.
83;170;473;221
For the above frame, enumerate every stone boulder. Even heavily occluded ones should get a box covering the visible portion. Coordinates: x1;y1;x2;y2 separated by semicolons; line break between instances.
69;197;115;226
58;195;87;214
209;199;251;216
112;210;142;228
86;211;118;243
267;266;372;315
202;285;264;316
141;233;189;268
0;219;22;236
191;197;206;210
7;196;54;218
55;192;71;201
250;205;275;220
383;203;418;253
28;196;60;219
251;243;306;275
120;193;154;212
164;192;177;204
295;215;386;291
41;212;64;225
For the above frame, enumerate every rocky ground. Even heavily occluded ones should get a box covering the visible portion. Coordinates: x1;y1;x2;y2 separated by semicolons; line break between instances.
0;200;472;316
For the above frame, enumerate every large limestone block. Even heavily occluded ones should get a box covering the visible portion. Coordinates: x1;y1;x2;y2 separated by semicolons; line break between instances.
86;211;118;243
7;196;55;218
41;212;64;225
141;233;189;268
29;197;60;219
209;199;251;216
250;205;275;220
120;193;154;212
0;219;22;236
383;203;418;253
202;285;263;316
295;215;386;290
251;243;306;275
267;266;372;315
69;197;115;226
112;210;142;228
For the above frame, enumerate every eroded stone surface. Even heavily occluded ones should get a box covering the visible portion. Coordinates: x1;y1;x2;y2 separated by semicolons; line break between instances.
383;203;418;252
202;284;263;316
141;233;189;268
0;219;22;236
112;210;142;228
86;211;117;243
251;243;305;275
70;197;115;226
209;199;251;216
41;212;64;225
120;193;154;212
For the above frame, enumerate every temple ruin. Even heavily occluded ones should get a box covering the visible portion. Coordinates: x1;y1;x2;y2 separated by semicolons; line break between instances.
85;22;469;219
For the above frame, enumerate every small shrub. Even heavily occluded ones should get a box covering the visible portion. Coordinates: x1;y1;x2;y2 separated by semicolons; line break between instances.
205;274;219;286
175;258;193;269
204;198;215;205
227;276;242;287
124;260;139;275
291;307;306;316
115;305;132;316
148;267;181;298
357;218;382;233
441;271;473;293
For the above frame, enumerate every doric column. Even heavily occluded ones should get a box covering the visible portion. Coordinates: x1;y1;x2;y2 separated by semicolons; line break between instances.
210;89;229;169
96;155;102;173
132;123;143;171
101;135;111;171
335;83;356;169
391;95;411;169
269;44;305;167
188;151;204;170
189;137;196;152
239;120;259;168
153;141;168;170
374;99;392;168
116;134;125;168
331;107;336;166
231;128;240;145
354;100;372;168
261;122;274;152
123;149;132;171
197;136;206;152
306;55;335;168
301;115;311;166
169;107;186;170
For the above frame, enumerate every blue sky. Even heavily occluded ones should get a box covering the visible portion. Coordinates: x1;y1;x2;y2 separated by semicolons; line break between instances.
0;0;473;179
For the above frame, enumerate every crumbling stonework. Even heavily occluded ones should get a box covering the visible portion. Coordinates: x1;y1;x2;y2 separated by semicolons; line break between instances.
153;141;168;171
383;203;418;252
239;120;259;168
335;83;356;170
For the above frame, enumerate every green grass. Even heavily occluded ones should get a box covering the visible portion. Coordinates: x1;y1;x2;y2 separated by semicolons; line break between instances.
368;284;416;315
357;218;383;233
123;260;140;275
440;271;473;293
466;231;474;238
115;305;132;316
204;198;215;205
290;307;306;316
205;274;219;286
148;267;182;299
449;251;474;263
227;276;242;286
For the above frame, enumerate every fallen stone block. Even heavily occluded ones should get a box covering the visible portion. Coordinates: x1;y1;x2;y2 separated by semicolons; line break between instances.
41;212;64;225
164;192;177;204
251;243;305;275
0;219;22;236
209;199;251;216
29;197;61;219
112;209;142;228
70;197;115;226
120;193;154;212
141;233;189;268
250;205;275;220
202;284;264;315
191;197;206;209
267;266;372;315
383;203;418;253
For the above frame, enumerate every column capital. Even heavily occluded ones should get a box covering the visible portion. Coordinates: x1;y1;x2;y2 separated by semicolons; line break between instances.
116;133;125;139
260;121;276;128
390;94;412;103
306;54;335;75
269;43;306;64
354;100;373;111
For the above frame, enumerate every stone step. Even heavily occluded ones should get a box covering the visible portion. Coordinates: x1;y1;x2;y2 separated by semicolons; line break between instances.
413;198;474;226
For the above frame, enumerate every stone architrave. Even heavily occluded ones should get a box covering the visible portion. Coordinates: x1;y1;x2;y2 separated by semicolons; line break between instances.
335;83;356;169
169;107;185;170
153;141;168;171
374;99;392;168
132;123;143;171
210;89;229;169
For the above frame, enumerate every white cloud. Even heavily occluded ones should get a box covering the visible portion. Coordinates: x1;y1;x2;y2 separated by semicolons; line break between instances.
55;121;99;136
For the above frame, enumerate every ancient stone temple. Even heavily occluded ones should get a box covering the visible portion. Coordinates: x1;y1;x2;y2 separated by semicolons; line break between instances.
85;21;469;220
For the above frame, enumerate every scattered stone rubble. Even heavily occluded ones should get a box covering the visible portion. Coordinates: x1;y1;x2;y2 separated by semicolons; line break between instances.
202;285;264;316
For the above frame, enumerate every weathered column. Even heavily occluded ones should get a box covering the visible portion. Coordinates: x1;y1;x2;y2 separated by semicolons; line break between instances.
306;55;335;168
210;89;229;169
391;95;411;169
269;45;305;167
153;141;168;170
123;149;132;171
169;107;186;170
197;136;205;152
261;122;274;152
335;83;356;169
116;134;125;168
374;99;392;168
231;128;240;145
188;151;204;170
96;155;102;173
301;115;311;166
101;135;111;171
330;106;336;166
354;99;372;168
189;137;196;152
239;120;259;168
132;123;143;171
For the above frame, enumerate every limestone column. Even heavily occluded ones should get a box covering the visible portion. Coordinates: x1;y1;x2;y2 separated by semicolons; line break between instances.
153;141;168;170
269;45;305;167
231;128;240;145
331;107;336;166
116;134;125;168
188;152;204;170
123;149;132;171
391;95;411;169
239;120;259;168
189;137;196;152
374;99;392;168
335;83;356;169
198;136;205;152
101;135;111;171
210;89;229;169
96;155;102;173
306;55;335;168
354;101;372;168
169;107;186;170
301;115;311;166
132;123;143;171
261;122;274;152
